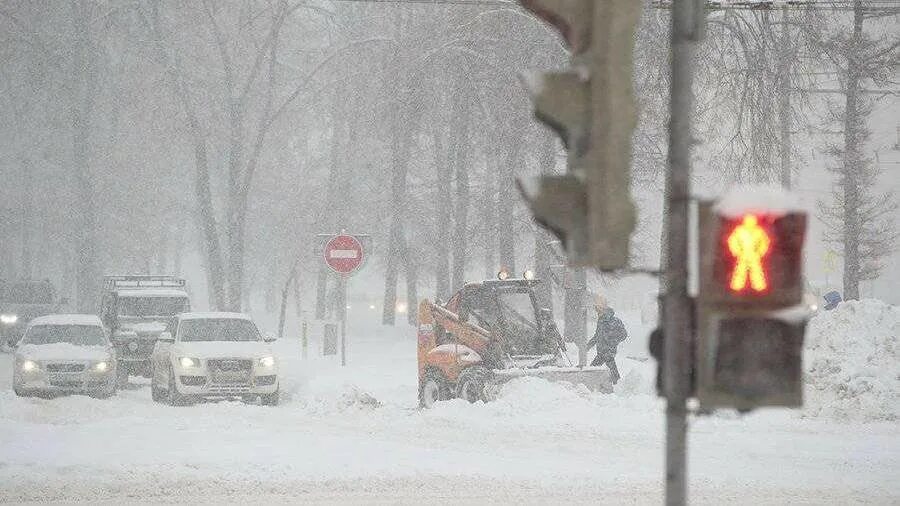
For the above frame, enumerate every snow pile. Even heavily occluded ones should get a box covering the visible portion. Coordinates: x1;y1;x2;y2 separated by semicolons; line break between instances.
308;384;381;413
803;299;899;422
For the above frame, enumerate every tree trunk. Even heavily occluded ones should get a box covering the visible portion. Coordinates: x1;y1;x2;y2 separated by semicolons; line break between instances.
315;89;347;319
841;2;864;301
71;0;99;313
776;6;792;190
225;208;246;311
482;161;497;280
149;0;227;310
450;86;470;293
433;123;451;301
564;268;588;365
405;254;418;325
382;133;410;324
498;138;518;274
20;159;34;279
534;136;556;309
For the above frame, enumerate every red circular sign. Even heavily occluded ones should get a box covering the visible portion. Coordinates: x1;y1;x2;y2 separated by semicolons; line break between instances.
324;234;364;274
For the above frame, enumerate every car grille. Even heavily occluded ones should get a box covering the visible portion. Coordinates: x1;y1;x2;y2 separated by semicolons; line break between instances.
208;359;252;372
208;359;252;386
46;363;85;373
180;375;206;386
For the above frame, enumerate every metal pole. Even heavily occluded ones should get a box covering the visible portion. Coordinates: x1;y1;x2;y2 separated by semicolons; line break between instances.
663;1;702;505
339;273;347;367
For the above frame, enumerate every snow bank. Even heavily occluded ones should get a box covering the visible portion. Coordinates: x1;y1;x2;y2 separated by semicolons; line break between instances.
804;299;899;422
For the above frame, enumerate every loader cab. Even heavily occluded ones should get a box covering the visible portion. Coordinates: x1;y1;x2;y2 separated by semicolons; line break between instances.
450;279;556;356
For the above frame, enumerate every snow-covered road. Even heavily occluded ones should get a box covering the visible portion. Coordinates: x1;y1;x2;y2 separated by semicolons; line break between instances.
1;323;897;505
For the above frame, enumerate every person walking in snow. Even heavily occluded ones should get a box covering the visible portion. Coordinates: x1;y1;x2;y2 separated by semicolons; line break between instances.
586;295;628;384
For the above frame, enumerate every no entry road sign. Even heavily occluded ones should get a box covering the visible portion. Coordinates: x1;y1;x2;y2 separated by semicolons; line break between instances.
324;234;364;274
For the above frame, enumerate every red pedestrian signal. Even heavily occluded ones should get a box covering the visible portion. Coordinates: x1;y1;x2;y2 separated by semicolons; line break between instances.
696;195;810;411
726;214;771;294
706;210;806;308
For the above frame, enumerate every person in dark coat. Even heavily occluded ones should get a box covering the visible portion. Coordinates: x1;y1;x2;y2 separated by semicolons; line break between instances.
586;296;628;384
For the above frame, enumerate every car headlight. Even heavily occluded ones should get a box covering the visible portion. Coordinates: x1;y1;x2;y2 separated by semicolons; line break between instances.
94;361;109;372
179;357;200;368
258;356;275;368
1;314;18;325
21;360;38;372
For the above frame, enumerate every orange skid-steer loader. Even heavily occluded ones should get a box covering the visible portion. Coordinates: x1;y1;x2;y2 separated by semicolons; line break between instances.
417;275;612;408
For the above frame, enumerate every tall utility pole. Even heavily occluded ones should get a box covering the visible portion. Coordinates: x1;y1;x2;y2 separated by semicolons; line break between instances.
663;0;703;504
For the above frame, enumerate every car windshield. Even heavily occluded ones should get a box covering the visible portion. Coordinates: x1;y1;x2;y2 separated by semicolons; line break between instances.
498;291;551;355
118;296;188;317
1;282;54;304
22;325;107;346
178;318;260;342
498;291;538;329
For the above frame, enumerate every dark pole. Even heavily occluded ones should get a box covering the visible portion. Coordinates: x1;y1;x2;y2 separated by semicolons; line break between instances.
663;0;702;504
339;273;348;366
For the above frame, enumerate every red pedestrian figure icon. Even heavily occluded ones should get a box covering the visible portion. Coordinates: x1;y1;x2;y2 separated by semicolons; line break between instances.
727;215;771;293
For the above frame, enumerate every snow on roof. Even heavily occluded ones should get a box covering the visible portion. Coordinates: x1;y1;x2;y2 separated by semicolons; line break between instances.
117;288;189;298
178;312;252;321
28;314;103;327
713;184;806;218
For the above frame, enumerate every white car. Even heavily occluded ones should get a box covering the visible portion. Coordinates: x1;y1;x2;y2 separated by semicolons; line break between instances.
13;314;117;398
150;312;279;405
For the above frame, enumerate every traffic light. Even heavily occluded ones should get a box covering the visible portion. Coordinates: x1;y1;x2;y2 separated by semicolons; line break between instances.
696;198;810;411
517;0;640;271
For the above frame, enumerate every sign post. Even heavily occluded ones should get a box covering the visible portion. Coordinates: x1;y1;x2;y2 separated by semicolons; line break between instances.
323;233;365;366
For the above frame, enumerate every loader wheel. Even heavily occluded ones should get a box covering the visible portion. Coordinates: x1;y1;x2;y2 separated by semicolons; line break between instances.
419;370;451;409
456;366;491;403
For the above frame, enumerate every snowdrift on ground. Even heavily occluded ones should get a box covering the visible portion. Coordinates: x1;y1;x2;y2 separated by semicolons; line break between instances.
804;299;899;422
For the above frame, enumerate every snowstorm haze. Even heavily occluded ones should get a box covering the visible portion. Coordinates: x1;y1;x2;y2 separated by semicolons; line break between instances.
0;1;898;504
1;2;898;311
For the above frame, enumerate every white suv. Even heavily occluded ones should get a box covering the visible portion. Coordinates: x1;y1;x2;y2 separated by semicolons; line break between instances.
150;312;279;405
13;314;117;398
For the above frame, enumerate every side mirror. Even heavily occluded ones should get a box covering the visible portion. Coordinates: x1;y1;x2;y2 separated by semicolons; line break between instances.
158;331;174;343
263;333;277;343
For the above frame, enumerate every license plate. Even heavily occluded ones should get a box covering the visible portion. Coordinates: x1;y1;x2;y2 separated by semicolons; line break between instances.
213;371;249;383
48;373;79;381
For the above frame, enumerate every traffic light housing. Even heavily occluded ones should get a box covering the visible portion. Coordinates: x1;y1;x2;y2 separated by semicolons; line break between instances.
517;0;640;271
696;197;810;411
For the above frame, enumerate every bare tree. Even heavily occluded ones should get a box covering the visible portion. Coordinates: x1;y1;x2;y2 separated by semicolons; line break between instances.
813;1;899;300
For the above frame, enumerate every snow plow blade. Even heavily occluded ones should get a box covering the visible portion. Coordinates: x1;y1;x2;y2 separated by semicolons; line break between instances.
493;366;614;394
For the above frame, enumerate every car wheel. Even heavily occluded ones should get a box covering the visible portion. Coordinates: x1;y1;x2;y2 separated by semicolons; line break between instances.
167;367;190;406
116;361;129;387
456;366;491;403
260;389;280;406
151;369;164;403
419;369;451;408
